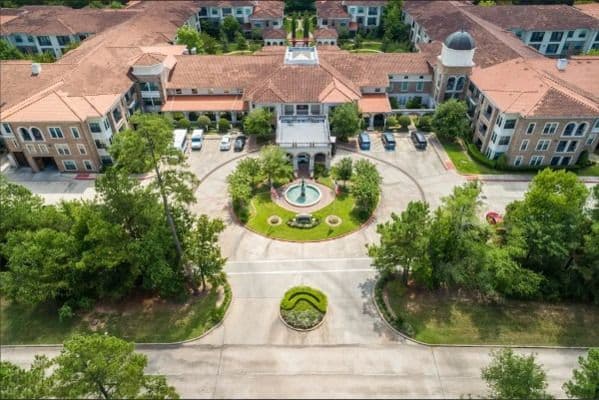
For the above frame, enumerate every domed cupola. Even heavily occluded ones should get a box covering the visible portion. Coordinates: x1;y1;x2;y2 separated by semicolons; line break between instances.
440;29;476;67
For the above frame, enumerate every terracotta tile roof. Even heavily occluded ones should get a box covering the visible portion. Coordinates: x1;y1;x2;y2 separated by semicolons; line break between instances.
262;28;287;39
358;93;392;113
314;27;338;39
134;53;168;66
196;0;253;6
470;57;599;117
464;4;599;31
162;95;247;112
250;0;284;19
0;6;139;35
345;0;388;5
575;3;599;20
316;0;349;19
404;0;541;68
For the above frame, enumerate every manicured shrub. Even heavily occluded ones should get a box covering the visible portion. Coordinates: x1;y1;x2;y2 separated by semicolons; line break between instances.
415;114;433;131
218;118;230;133
397;115;411;129
177;118;191;130
386;115;398;128
197;115;211;130
406;97;422;109
280;286;328;329
389;97;399;110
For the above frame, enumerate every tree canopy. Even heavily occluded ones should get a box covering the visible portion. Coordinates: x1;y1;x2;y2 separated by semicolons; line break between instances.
243;108;273;137
259;145;293;187
330;103;362;140
563;347;599;399
431;99;470;141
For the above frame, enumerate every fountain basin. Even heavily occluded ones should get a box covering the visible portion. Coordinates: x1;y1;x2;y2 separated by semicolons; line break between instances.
284;183;322;207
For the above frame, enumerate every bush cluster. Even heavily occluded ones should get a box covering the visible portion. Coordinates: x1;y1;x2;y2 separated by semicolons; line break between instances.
280;286;328;329
374;274;415;337
287;216;320;229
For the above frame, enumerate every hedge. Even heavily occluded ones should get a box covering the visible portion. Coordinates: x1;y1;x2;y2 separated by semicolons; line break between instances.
280;286;327;314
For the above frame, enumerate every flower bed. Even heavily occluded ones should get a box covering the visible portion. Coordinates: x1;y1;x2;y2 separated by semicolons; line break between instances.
280;286;328;330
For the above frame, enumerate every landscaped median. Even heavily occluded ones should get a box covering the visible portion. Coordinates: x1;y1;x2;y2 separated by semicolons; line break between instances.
1;282;232;345
374;274;599;347
280;286;328;331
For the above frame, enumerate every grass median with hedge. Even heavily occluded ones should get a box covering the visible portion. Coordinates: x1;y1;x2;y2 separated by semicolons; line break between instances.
280;286;328;330
1;282;232;345
379;277;599;346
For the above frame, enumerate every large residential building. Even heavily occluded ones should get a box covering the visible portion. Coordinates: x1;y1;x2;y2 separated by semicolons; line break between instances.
197;0;284;30
0;1;597;173
315;0;387;32
404;0;599;57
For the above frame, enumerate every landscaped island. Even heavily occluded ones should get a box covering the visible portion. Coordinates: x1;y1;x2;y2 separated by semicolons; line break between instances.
280;286;328;330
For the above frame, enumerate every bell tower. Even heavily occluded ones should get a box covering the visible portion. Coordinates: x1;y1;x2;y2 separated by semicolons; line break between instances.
433;30;476;104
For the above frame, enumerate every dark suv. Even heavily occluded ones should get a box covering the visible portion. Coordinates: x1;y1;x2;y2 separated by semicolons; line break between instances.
410;131;427;150
381;132;396;150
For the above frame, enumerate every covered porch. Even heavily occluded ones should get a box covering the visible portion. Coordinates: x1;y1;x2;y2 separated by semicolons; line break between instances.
358;93;392;129
161;95;248;123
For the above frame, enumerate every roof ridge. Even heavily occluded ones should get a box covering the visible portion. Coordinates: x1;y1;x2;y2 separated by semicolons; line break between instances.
54;90;85;121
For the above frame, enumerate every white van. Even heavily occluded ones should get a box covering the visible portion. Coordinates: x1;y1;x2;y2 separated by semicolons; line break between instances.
172;129;188;153
190;129;204;150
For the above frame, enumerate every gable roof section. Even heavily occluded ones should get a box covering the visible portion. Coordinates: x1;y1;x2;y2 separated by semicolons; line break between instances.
316;0;349;19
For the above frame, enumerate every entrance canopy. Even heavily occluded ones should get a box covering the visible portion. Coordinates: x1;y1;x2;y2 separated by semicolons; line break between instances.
358;93;392;113
276;116;330;147
161;95;246;112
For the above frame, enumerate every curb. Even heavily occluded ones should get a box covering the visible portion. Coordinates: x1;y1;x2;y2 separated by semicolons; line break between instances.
371;277;590;350
279;309;327;332
1;283;234;349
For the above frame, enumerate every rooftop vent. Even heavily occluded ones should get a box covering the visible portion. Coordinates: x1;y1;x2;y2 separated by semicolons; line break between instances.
556;58;568;71
31;63;41;76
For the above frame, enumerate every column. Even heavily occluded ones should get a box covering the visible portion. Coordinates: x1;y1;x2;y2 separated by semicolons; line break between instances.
215;112;220;123
231;112;237;123
308;155;314;173
293;155;299;171
369;115;374;129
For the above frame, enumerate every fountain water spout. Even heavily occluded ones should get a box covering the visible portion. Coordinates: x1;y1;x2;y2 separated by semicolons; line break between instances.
300;178;306;197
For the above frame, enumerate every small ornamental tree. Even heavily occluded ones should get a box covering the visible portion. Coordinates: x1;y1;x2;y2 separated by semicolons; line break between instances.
332;157;353;185
330;103;361;141
351;159;381;217
431;99;470;141
563;348;599;399
218;118;230;133
234;31;248;51
222;15;240;41
243;108;273;137
184;215;226;293
397;115;411;130
176;25;202;53
481;349;551;400
259;145;293;188
197;115;211;130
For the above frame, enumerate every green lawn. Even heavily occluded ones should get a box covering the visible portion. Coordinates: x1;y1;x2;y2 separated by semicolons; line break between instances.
384;280;599;346
441;140;501;175
578;162;599;176
1;286;226;345
244;190;368;241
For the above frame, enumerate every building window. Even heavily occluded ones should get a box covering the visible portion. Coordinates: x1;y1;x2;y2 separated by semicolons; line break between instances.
498;136;510;146
63;160;77;171
587;135;596;145
222;7;231;15
520;140;529;151
484;104;493;118
400;81;409;92
504;119;516;129
57;35;70;46
368;7;378;15
83;160;94;171
546;44;559;54
310;104;320;115
38;144;49;153
70;127;80;139
530;32;544;42
19;127;32;141
95;140;107;149
526;123;535;134
103;118;110;130
284;105;294;116
563;122;576;136
112;107;123;123
446;77;456;91
37;36;51;46
542;122;558;135
530;155;544;166
296;104;309;115
78;144;87;155
479;122;488;135
48;127;64;139
567;31;574;38
26;144;37;154
557;140;567;152
455;77;465;91
416;81;424;92
550;32;563;42
578;31;586;38
1;122;13;135
367;17;377;25
56;144;71;156
514;156;523;166
536;139;550;151
89;122;102;133
575;123;587;136
568;141;577;152
550;156;560;166
28;127;43;141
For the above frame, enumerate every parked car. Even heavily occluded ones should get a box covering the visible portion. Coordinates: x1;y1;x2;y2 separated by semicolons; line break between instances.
410;131;428;150
358;132;371;150
381;132;396;150
172;129;188;153
234;134;246;152
190;129;204;150
219;135;231;151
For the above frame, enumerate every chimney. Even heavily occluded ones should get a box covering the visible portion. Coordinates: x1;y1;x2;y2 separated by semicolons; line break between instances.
31;62;42;76
556;58;568;71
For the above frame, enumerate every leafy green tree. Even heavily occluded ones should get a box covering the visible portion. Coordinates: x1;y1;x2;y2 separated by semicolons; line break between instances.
199;32;219;54
197;115;212;130
563;348;599;399
184;215;226;293
368;201;431;285
175;25;202;53
52;334;178;399
218;118;230;132
397;115;411;129
382;0;408;43
331;157;353;185
259;145;293;188
482;349;551;400
234;31;248;50
330;103;362;140
0;39;25;60
32;51;55;63
431;99;470;141
351;159;381;217
353;33;363;49
222;15;241;41
504;169;589;298
243;108;273;137
0;175;43;248
0;356;54;399
227;168;253;206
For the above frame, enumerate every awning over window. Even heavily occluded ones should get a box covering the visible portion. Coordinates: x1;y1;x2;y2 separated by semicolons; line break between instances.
161;95;247;112
358;93;392;114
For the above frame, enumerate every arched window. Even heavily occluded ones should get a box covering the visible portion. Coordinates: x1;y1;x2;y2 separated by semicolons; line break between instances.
30;127;43;141
456;77;465;91
19;127;32;141
446;77;456;91
563;122;576;136
575;123;587;136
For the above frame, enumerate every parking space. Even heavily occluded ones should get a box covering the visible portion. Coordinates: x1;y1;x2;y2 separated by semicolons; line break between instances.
186;134;255;180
